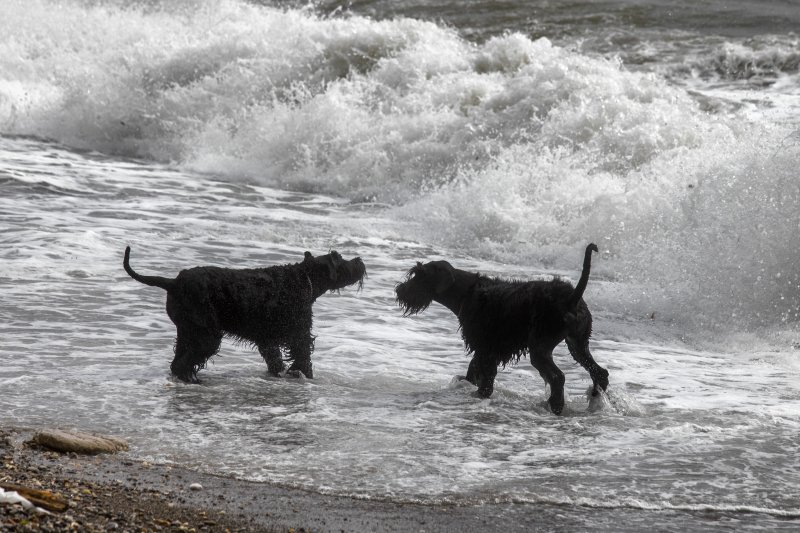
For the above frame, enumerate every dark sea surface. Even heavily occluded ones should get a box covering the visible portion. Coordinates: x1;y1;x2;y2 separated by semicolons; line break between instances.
1;0;799;530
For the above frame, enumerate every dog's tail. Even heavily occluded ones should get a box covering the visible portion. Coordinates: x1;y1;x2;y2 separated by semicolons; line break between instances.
123;246;175;291
567;243;598;308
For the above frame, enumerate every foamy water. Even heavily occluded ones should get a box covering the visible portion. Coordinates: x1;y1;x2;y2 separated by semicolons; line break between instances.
1;135;798;526
1;0;799;529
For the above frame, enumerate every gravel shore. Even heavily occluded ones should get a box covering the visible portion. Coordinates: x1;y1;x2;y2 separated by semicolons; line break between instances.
1;427;272;532
0;427;545;533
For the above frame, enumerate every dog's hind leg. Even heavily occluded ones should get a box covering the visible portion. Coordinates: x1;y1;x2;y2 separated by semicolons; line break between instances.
565;334;608;396
286;336;314;379
258;345;286;377
529;341;566;414
564;309;608;396
171;326;222;383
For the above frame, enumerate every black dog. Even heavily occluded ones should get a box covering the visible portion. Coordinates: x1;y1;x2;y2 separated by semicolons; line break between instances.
395;244;607;414
123;247;366;383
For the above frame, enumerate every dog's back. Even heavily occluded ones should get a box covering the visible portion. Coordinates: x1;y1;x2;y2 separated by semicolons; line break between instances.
459;277;579;364
167;265;313;342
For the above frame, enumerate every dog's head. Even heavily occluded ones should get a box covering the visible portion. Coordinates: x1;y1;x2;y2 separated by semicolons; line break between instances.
395;260;456;316
303;250;366;296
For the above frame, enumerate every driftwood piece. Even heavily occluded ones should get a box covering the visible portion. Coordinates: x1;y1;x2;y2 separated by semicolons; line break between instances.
0;483;69;513
30;429;128;455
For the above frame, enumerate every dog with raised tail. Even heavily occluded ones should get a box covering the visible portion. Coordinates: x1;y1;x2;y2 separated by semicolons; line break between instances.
395;244;607;415
123;247;366;383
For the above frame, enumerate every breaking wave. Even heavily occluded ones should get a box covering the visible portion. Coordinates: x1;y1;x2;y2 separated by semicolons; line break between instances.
1;0;799;342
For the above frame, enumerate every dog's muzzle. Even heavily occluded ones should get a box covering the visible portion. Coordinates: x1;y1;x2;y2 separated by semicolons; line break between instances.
395;278;433;316
332;257;366;290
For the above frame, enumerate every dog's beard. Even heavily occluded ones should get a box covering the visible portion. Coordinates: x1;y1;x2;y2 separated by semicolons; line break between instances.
329;275;365;294
395;282;433;316
338;272;366;293
351;266;367;292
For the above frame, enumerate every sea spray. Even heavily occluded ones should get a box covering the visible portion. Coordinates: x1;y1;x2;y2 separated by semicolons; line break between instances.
1;0;798;338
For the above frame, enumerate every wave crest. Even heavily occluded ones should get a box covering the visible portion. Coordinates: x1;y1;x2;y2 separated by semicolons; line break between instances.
2;0;799;338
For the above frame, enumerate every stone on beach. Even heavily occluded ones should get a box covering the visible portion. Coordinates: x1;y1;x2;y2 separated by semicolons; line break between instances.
29;429;129;455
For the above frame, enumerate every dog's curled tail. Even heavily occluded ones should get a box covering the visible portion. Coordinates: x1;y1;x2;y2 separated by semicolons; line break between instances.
567;243;598;308
123;246;175;291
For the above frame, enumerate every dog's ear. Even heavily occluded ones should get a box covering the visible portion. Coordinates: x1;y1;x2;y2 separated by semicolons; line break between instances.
433;262;455;295
407;262;424;278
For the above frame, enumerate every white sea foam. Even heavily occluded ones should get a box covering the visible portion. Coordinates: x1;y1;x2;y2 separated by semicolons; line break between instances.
507;494;800;519
2;1;798;341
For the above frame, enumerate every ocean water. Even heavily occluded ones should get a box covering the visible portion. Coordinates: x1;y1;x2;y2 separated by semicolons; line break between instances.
1;0;799;529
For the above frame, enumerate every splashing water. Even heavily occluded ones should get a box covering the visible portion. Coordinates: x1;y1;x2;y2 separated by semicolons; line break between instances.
2;2;800;528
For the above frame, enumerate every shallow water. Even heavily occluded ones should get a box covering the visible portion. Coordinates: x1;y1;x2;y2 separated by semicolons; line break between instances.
1;136;798;528
1;0;800;529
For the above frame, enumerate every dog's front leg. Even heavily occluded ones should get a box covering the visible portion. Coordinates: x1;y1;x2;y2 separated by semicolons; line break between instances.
472;355;497;399
258;345;286;377
458;356;480;385
286;337;314;379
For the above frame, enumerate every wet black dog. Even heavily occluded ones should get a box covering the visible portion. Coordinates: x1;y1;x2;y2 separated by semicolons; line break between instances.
124;247;366;383
395;244;607;414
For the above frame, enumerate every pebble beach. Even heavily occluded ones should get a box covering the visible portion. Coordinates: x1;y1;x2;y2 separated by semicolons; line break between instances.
1;426;558;533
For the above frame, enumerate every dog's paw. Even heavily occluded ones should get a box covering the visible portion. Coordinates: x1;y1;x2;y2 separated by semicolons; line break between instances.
548;397;565;415
472;387;493;399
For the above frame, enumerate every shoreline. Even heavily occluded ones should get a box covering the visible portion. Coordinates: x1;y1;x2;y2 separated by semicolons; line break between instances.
3;427;796;532
0;426;553;532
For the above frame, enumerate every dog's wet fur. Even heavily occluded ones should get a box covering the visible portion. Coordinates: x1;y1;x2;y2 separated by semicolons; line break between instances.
396;244;607;414
124;247;366;383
